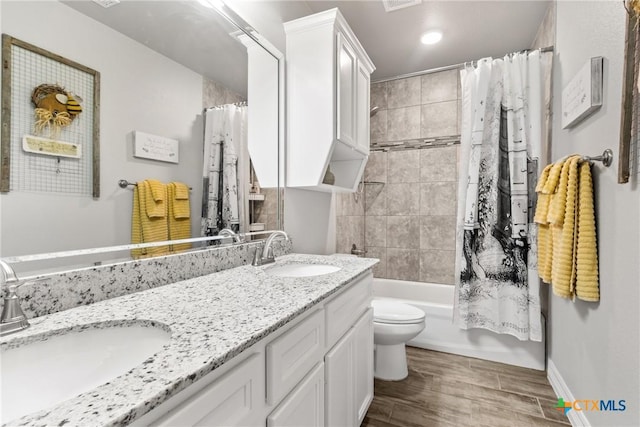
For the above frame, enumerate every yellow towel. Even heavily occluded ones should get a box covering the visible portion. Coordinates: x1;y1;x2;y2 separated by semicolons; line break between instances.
551;156;581;298
144;179;166;218
167;182;191;253
170;182;191;219
534;157;600;302
575;163;599;301
131;180;169;258
173;183;189;200
534;164;554;283
534;159;572;283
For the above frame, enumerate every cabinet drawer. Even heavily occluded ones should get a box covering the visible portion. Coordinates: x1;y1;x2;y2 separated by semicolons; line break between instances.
325;272;372;349
151;353;264;427
267;309;325;405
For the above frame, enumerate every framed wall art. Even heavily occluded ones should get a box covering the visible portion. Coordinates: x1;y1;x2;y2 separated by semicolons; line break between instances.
1;34;100;197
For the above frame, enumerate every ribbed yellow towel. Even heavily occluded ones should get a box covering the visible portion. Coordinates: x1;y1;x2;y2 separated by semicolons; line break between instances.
534;156;600;302
173;183;189;200
131;180;169;258
575;162;599;301
144;179;166;219
534;164;554;283
170;182;191;219
551;156;581;298
534;159;571;284
167;182;192;253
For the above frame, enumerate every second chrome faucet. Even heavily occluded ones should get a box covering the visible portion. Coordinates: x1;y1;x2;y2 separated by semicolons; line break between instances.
252;231;289;266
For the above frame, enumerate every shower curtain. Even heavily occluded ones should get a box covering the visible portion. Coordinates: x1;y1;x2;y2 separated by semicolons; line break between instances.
454;51;549;342
201;104;248;237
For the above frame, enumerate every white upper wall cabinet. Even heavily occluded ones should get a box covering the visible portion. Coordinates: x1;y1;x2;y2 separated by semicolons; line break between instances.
284;8;375;192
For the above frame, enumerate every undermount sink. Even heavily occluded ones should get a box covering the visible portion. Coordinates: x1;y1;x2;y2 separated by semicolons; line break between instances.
1;322;171;423
266;263;341;277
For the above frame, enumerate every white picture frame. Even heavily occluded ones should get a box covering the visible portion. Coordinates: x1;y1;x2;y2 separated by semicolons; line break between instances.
133;131;179;164
561;57;603;129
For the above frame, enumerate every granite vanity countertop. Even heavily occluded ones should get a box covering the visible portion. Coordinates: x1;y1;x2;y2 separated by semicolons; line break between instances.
0;253;377;427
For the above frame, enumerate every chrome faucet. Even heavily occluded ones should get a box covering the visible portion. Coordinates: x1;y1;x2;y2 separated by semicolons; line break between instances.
218;228;244;243
252;231;289;266
0;259;30;336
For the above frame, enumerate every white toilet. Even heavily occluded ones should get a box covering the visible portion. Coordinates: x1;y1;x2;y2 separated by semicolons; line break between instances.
372;299;426;381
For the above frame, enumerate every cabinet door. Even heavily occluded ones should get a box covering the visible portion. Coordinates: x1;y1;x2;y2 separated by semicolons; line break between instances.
151;354;264;427
324;328;354;427
353;308;374;425
336;32;356;147
267;362;325;427
355;60;370;154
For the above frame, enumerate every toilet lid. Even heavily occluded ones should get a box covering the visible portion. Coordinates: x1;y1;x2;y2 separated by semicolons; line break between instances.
372;299;425;324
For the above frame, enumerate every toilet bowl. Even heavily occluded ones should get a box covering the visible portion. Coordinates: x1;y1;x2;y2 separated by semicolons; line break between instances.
372;299;426;381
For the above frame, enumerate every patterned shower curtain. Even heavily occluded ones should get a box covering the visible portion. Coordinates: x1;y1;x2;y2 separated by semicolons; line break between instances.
201;105;247;237
453;51;549;342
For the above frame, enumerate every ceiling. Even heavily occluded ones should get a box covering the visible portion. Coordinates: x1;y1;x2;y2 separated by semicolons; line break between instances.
226;0;552;81
302;0;552;81
63;0;551;91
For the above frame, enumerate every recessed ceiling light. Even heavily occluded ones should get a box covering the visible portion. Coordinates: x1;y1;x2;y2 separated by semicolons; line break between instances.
421;31;442;45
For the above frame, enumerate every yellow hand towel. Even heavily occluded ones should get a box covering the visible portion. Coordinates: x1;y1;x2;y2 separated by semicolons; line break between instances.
534;158;573;284
144;179;167;219
131;180;169;258
534;164;553;225
167;182;191;253
538;224;553;283
551;156;581;298
170;182;191;219
535;164;555;283
575;162;599;301
173;182;189;200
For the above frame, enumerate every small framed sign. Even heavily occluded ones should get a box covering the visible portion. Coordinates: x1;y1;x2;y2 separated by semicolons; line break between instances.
562;57;604;129
133;131;179;164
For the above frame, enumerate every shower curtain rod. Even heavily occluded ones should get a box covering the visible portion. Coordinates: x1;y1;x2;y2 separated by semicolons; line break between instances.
371;46;554;84
203;101;247;111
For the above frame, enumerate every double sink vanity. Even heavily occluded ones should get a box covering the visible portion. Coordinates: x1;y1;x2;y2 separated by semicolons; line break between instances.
1;254;377;427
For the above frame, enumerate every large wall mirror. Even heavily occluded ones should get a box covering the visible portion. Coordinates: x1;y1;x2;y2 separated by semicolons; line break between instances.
0;0;283;273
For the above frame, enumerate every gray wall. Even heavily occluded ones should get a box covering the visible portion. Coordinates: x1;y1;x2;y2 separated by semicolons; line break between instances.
550;2;639;425
336;69;461;284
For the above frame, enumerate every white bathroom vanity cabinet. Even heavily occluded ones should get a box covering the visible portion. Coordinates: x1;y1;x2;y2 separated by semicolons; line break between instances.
131;272;374;427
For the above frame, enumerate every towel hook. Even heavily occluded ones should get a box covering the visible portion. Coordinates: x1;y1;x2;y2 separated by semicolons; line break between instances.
583;149;613;167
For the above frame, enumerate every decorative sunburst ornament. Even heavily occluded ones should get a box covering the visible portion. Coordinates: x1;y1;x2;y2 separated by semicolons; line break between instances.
31;84;83;138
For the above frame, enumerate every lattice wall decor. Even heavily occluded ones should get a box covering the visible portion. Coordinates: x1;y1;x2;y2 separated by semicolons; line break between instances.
1;34;100;197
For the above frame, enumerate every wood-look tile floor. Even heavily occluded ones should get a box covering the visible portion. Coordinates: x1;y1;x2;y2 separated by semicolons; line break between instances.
362;347;571;427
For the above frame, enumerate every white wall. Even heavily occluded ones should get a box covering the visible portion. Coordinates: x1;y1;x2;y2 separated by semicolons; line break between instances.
284;188;336;255
550;2;639;426
0;1;203;257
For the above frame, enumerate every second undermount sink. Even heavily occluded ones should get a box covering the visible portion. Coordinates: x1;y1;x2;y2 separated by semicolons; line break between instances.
266;263;341;277
1;322;171;424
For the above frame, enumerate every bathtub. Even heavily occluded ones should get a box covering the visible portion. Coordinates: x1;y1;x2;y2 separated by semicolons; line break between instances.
372;278;546;371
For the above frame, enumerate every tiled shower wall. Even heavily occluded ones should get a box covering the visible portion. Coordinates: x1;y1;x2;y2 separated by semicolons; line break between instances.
336;69;461;285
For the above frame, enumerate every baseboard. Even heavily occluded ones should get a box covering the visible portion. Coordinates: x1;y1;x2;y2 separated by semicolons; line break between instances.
547;358;591;427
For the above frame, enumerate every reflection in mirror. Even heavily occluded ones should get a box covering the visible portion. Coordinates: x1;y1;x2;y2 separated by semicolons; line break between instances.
0;0;283;274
